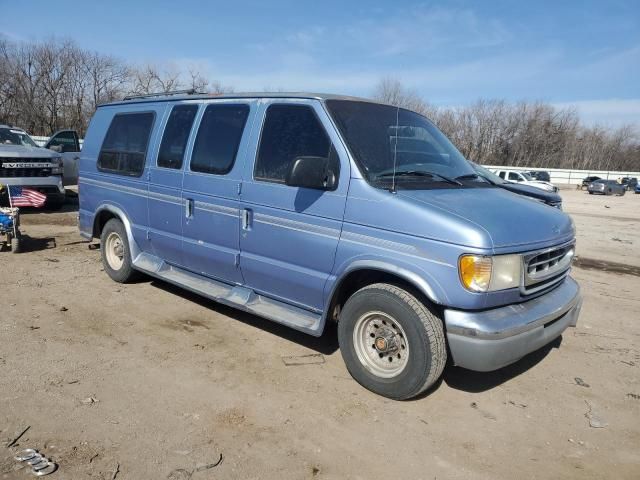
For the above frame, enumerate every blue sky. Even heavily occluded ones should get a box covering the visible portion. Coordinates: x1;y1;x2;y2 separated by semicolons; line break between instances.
2;0;639;128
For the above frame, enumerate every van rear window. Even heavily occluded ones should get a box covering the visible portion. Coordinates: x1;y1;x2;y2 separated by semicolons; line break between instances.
98;112;155;176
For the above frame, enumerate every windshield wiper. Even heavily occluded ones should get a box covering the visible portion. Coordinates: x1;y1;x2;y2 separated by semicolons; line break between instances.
376;170;463;186
455;172;493;184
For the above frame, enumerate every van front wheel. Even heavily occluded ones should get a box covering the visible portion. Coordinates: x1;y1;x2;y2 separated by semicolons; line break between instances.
100;218;138;283
338;283;446;400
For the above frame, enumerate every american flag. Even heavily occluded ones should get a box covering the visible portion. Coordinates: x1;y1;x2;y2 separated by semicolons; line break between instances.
8;186;47;208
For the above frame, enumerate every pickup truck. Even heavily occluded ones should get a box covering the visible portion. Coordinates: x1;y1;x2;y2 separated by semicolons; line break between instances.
0;126;80;208
494;169;558;193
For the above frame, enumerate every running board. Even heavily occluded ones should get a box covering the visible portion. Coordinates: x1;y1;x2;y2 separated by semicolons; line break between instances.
132;252;322;335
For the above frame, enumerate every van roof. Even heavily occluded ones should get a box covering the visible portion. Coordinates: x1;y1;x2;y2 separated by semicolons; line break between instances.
100;92;376;107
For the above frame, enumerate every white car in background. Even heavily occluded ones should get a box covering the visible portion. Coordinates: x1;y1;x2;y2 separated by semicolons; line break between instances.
494;169;558;192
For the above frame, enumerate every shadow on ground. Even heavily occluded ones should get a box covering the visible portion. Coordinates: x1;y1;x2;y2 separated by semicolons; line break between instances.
150;279;340;356
17;234;57;253
442;336;562;393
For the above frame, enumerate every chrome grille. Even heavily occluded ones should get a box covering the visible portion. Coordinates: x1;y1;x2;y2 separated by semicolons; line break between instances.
522;243;574;294
0;157;55;178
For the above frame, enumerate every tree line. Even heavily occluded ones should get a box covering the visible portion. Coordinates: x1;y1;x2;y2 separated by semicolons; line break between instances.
0;36;232;137
1;37;637;172
373;78;639;172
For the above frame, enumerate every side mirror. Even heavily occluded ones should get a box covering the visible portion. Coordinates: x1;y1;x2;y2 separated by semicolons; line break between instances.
48;144;62;153
285;156;337;190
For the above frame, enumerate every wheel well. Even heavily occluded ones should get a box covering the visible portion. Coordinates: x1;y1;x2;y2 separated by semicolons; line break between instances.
93;210;118;238
327;269;438;323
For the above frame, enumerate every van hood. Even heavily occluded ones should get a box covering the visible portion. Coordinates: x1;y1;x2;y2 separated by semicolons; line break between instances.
396;187;574;250
0;144;61;159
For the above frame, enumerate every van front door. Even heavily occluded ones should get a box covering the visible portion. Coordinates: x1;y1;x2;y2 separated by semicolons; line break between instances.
239;101;349;312
180;102;254;284
148;103;198;267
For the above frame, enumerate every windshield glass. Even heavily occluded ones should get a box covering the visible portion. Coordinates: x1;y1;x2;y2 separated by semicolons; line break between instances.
326;100;476;189
471;162;506;184
0;127;38;147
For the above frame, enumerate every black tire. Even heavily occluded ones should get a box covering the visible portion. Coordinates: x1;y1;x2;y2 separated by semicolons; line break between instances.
588;191;593;194
338;283;446;400
100;218;139;283
606;189;612;195
620;190;626;196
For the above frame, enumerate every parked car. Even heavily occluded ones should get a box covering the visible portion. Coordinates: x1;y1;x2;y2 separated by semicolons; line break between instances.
635;183;640;194
527;170;551;182
0;125;68;208
43;129;82;186
581;176;601;189
472;163;562;209
79;92;582;400
621;177;638;191
494;169;558;192
588;179;626;195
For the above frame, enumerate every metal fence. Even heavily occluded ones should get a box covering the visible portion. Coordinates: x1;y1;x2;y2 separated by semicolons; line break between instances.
484;166;640;185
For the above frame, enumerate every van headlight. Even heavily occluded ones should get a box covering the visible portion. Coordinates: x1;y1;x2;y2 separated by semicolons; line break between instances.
459;254;522;292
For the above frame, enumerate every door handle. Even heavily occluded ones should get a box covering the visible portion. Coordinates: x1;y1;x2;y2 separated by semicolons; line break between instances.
185;198;194;219
242;208;252;230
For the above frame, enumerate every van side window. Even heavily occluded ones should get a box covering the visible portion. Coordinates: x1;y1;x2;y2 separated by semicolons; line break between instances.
190;104;249;175
255;104;331;184
157;104;198;169
98;112;155;176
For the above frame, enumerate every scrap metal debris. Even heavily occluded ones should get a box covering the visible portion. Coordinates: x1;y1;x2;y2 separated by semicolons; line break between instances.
627;393;640;400
574;377;590;388
110;462;120;480
281;354;325;366
195;453;223;471
14;449;57;476
6;425;30;448
584;400;608;428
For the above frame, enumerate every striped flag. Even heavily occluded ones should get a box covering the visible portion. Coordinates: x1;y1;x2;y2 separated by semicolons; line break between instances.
8;186;47;208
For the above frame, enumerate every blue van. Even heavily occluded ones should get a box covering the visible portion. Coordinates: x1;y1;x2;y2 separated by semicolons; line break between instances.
78;92;582;399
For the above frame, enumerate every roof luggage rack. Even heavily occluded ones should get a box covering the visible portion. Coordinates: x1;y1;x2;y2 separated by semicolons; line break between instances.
122;89;205;101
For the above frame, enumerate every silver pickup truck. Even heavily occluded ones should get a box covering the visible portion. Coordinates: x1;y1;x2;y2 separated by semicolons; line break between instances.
0;126;80;207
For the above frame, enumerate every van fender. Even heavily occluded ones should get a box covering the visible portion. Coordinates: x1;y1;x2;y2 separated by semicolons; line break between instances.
94;202;143;261
322;257;451;325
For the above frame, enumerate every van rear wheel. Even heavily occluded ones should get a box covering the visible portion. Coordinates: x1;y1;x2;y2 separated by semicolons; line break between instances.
100;218;138;283
338;283;446;400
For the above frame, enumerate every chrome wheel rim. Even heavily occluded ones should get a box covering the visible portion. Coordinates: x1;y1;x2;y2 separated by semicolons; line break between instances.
105;232;125;271
353;311;409;378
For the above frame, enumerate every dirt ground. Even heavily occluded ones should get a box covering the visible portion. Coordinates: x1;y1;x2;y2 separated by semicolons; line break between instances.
1;188;639;479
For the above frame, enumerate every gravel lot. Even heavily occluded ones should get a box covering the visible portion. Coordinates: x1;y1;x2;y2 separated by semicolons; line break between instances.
1;188;639;479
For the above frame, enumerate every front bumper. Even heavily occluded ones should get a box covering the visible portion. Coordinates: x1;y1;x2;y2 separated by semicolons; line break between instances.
444;277;582;371
0;176;65;195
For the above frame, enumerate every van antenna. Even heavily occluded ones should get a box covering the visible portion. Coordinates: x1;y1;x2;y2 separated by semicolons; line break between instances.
391;105;400;193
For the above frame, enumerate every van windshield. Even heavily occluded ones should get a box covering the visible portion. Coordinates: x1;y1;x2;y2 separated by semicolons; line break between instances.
0;127;38;147
326;100;477;189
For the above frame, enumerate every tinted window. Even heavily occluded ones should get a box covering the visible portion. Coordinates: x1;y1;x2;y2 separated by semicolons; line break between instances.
158;104;198;169
508;172;520;181
255;104;331;183
190;104;249;175
98;112;154;176
498;171;506;179
47;131;79;152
